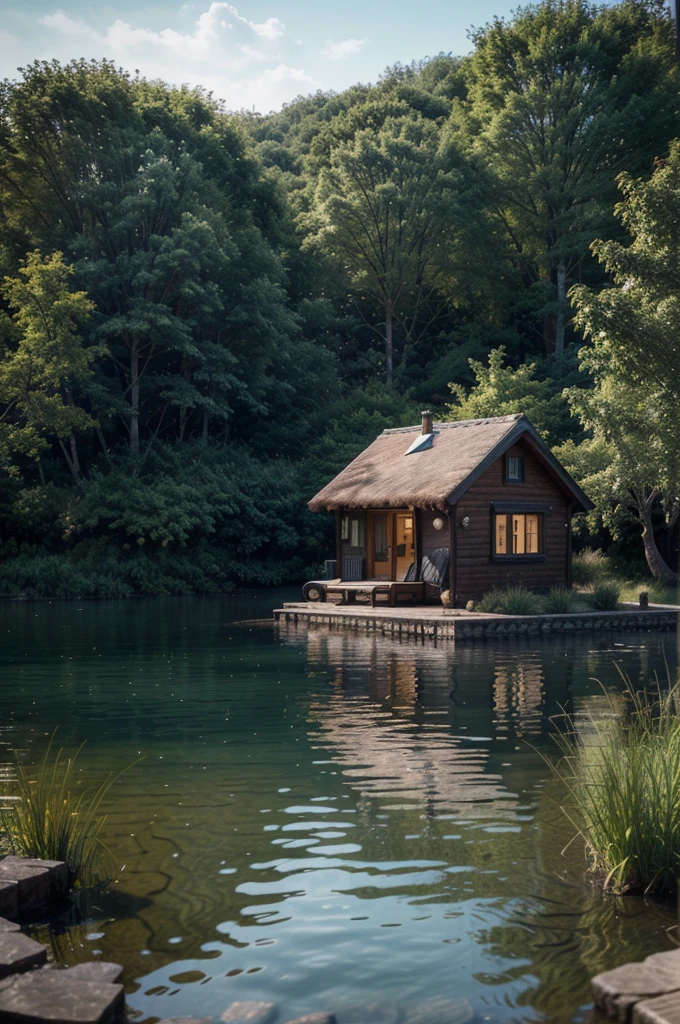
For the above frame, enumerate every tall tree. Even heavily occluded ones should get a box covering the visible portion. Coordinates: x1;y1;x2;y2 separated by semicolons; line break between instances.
557;375;680;585
567;141;680;584
0;61;301;457
571;139;680;402
454;0;679;355
0;250;97;481
305;114;466;382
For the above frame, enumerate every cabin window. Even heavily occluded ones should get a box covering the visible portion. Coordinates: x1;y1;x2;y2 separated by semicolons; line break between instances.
349;517;362;549
506;455;524;483
494;512;543;556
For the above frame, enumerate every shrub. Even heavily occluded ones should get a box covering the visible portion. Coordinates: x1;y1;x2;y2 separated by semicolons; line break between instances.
591;579;621;611
475;588;505;613
550;676;680;894
572;548;611;586
0;735;140;888
476;585;541;615
543;587;573;614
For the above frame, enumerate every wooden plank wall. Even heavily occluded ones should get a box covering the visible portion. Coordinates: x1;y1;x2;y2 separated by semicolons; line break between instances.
454;440;570;604
416;508;450;601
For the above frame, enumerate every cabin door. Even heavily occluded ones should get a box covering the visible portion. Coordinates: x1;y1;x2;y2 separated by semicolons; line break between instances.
395;512;414;581
371;513;391;579
369;511;415;580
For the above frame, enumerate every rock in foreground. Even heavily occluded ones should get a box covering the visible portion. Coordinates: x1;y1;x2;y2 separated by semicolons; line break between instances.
0;969;125;1024
221;1002;278;1024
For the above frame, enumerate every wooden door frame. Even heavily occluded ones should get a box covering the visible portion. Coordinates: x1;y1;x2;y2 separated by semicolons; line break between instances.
367;509;415;580
367;510;395;579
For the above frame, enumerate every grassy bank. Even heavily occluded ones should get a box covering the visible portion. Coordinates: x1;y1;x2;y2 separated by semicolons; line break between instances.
573;549;679;606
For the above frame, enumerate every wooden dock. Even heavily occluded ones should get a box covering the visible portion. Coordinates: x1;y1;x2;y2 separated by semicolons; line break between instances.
273;602;678;642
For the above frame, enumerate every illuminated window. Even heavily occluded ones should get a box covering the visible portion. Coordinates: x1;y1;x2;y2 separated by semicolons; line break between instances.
350;518;361;548
494;513;543;556
506;456;524;483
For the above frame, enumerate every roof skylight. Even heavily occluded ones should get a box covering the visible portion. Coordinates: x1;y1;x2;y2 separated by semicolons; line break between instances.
405;432;435;455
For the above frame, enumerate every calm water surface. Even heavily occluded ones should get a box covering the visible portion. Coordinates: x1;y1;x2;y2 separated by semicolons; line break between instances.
1;592;678;1024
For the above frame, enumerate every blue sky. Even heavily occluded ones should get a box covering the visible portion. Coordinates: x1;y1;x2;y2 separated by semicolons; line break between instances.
2;0;528;113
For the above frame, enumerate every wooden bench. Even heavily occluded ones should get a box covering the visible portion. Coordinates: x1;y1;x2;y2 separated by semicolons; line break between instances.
303;580;425;607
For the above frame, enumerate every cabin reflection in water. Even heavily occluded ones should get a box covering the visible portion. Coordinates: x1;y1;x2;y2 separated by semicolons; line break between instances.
301;631;520;820
494;653;545;738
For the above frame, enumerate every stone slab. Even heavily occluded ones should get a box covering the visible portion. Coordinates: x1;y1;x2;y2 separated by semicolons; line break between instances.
284;1016;336;1024
158;1019;213;1024
0;860;51;911
65;963;123;984
592;952;680;1022
0;933;48;980
0;917;20;933
634;992;680;1024
0;971;124;1024
0;881;18;919
221;1002;278;1024
402;998;474;1024
341;1004;402;1024
0;857;67;903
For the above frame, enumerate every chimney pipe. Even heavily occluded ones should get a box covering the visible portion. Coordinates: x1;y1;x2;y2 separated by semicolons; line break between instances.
421;410;433;435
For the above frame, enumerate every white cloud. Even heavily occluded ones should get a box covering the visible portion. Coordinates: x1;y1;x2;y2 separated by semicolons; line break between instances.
251;18;286;41
36;4;313;112
320;37;367;61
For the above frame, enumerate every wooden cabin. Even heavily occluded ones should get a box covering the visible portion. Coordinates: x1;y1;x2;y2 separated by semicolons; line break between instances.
307;412;593;606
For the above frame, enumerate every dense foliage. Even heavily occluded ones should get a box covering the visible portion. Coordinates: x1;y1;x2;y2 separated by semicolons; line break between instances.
0;0;679;595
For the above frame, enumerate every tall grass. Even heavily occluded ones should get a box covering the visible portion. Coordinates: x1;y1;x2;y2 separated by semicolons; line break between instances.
550;676;680;894
572;548;613;586
590;579;621;611
476;585;542;615
543;587;573;614
0;735;140;889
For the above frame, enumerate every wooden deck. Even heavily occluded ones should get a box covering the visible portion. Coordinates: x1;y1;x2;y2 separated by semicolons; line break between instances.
273;601;679;642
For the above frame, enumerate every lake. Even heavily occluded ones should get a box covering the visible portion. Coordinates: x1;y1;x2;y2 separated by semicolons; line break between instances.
1;592;677;1024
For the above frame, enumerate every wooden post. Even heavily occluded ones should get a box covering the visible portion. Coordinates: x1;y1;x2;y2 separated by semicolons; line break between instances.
335;510;342;579
566;502;573;589
413;506;420;586
447;505;456;605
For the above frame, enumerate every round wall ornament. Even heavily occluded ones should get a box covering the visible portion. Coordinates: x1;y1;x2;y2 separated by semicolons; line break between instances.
432;517;444;531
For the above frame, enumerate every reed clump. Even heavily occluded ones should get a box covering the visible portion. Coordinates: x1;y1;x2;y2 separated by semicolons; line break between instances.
551;677;680;895
590;579;621;611
543;587;573;614
0;735;140;889
476;585;542;615
571;548;613;586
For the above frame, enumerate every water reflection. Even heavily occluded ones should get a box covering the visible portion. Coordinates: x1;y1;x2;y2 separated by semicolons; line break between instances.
0;598;677;1024
305;633;516;819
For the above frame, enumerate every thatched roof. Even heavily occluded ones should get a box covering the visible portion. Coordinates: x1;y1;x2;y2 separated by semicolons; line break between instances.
308;413;593;513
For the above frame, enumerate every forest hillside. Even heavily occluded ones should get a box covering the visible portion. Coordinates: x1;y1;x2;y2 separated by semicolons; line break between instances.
1;0;679;596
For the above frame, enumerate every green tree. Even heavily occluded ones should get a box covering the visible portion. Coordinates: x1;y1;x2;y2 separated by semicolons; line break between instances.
454;0;679;355
557;374;680;585
0;61;298;459
305;115;466;382
571;140;680;403
567;139;680;585
445;346;572;444
0;251;97;481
